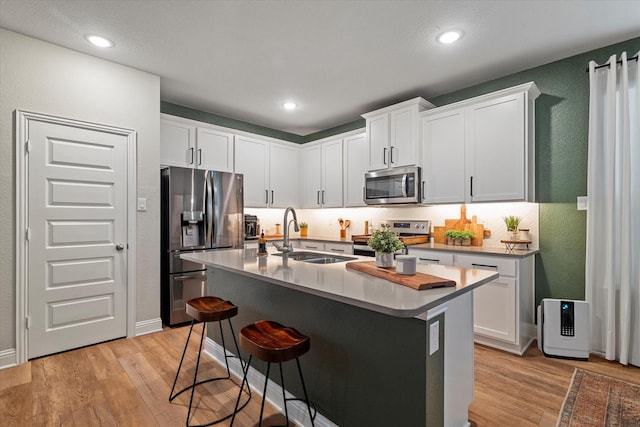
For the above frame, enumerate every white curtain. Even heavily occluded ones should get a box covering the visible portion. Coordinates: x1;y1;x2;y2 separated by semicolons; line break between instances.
586;51;640;366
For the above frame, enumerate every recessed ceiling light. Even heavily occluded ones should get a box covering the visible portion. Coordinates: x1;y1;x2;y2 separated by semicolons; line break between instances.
85;35;114;48
437;30;462;44
283;102;298;111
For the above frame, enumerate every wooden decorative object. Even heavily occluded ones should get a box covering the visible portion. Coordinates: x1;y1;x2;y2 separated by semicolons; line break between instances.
346;261;456;290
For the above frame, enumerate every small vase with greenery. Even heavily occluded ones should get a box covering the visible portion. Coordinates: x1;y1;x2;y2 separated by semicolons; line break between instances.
503;216;522;240
444;229;476;246
299;222;308;237
367;229;405;268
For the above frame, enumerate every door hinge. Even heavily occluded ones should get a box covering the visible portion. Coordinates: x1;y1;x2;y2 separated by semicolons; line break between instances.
25;140;31;153
26;316;30;330
25;228;30;241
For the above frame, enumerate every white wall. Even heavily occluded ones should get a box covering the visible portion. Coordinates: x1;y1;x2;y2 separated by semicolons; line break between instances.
247;202;540;249
0;29;161;355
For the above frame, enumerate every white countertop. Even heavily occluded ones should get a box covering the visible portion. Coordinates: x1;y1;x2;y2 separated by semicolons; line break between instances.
182;248;498;318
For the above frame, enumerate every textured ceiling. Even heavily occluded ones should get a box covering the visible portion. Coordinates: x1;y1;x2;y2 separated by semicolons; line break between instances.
1;0;638;135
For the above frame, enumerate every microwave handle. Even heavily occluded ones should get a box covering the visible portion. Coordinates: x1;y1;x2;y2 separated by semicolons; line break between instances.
402;174;408;198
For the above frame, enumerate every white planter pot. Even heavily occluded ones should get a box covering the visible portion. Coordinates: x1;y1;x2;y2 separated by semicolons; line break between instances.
375;252;394;268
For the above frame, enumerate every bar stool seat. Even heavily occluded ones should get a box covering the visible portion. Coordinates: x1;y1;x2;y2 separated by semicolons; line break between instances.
169;296;250;427
231;320;315;426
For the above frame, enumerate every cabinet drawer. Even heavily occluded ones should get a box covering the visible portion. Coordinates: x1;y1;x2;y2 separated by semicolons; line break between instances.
324;242;353;255
410;249;454;266
455;254;516;277
299;241;324;251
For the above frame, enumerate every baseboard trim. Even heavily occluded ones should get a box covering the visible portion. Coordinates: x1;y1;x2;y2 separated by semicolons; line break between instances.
204;336;336;427
0;348;17;370
135;318;163;336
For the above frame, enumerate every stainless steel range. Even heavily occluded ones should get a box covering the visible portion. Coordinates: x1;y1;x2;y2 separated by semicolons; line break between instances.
352;220;431;257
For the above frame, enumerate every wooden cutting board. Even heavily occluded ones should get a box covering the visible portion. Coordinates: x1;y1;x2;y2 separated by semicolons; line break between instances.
440;205;484;247
351;235;428;245
345;261;456;290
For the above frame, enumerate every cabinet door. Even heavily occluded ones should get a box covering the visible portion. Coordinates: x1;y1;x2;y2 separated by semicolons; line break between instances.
389;106;417;167
421;110;466;204
235;136;269;207
465;93;525;202
160;119;196;167
321;139;343;207
344;133;367;207
269;142;298;208
301;145;322;208
367;113;389;171
196;128;234;172
299;241;324;251
473;277;517;343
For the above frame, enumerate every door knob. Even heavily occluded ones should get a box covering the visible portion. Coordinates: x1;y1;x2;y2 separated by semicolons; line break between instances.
116;243;125;251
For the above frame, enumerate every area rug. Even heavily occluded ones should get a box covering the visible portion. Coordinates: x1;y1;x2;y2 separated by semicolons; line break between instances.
557;368;640;426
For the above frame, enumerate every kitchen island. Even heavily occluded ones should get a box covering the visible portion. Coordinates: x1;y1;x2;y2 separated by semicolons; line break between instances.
182;248;498;427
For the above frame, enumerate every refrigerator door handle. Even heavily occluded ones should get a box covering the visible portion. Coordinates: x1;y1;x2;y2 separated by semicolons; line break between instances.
206;171;214;246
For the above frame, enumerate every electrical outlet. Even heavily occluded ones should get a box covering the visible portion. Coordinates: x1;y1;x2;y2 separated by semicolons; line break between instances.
577;196;587;211
429;321;439;355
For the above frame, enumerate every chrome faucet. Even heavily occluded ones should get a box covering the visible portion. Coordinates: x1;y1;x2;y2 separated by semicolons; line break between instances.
275;207;299;254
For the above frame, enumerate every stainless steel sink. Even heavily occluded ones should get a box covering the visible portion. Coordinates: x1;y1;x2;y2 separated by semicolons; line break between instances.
272;251;357;264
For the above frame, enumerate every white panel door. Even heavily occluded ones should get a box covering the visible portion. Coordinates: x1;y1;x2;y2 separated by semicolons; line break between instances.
27;119;129;359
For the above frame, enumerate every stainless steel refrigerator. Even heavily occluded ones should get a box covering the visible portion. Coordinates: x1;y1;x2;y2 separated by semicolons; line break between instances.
161;166;244;325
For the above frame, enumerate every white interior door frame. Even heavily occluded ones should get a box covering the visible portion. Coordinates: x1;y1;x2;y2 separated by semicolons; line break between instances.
15;110;137;364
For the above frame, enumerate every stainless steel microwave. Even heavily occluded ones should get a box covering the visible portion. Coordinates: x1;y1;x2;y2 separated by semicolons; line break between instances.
364;166;421;205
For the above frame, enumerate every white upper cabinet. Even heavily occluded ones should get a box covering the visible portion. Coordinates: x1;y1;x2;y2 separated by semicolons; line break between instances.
234;136;299;208
301;139;343;208
235;135;270;207
343;133;367;207
196;127;234;172
420;82;540;204
269;142;299;208
160;114;233;172
420;109;466;204
362;97;435;171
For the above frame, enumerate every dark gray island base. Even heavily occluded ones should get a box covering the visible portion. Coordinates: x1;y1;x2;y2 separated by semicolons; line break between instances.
183;248;498;426
209;267;434;426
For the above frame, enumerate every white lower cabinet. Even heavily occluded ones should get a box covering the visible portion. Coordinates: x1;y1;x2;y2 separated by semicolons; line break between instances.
299;241;324;251
324;241;354;255
412;248;535;355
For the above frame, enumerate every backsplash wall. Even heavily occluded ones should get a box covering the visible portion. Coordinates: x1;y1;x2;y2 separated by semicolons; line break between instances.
247;202;539;249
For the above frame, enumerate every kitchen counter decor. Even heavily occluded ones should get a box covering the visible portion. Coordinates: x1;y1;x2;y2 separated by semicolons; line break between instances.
345;261;455;290
367;228;404;268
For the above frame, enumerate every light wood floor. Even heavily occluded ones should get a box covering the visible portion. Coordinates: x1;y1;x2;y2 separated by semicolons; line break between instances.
1;325;639;426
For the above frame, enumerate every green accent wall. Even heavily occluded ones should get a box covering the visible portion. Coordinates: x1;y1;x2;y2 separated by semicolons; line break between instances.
161;37;639;305
429;37;639;305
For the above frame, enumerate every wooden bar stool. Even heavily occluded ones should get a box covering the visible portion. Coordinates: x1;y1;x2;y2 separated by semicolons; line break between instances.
169;296;251;426
230;320;315;427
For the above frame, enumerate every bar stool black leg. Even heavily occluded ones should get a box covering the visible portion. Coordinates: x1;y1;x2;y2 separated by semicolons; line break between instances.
279;362;290;425
258;362;271;427
170;319;252;427
229;354;252;426
296;357;315;427
170;319;197;401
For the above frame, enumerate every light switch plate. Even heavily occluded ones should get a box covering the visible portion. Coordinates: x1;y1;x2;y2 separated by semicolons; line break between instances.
577;196;587;211
429;321;439;355
137;198;147;211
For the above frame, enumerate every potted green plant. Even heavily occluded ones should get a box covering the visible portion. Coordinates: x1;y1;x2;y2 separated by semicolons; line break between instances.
299;221;308;237
367;228;405;268
444;230;476;246
503;215;522;240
